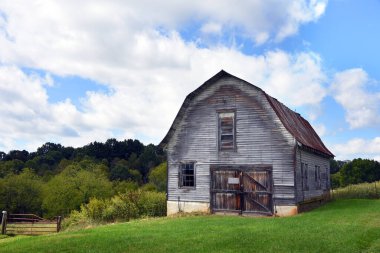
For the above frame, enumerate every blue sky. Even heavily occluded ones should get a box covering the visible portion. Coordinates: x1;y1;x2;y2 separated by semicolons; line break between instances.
0;0;379;161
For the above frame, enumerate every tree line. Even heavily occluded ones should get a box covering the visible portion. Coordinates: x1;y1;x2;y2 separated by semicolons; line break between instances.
0;139;167;218
330;158;380;188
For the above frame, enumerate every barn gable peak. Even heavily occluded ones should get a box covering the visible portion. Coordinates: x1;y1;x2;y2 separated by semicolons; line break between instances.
159;70;333;158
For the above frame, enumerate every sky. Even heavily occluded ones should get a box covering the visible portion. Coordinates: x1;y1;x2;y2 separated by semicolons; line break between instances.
0;0;379;161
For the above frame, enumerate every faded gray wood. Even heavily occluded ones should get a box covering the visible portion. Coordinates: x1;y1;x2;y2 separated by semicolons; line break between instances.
165;74;331;211
167;77;296;206
295;148;330;202
1;211;7;235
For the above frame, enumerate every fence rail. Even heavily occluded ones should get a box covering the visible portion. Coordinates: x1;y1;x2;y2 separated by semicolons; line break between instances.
1;211;61;235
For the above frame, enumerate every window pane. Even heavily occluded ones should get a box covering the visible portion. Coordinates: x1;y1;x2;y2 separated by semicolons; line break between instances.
180;163;195;187
219;112;235;151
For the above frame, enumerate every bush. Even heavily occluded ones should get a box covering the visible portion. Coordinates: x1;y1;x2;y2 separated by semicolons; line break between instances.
140;182;157;192
83;198;110;222
61;210;89;231
64;190;166;229
106;195;138;221
137;191;166;217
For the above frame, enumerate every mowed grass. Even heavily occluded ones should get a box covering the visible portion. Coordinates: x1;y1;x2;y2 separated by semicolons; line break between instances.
1;199;380;253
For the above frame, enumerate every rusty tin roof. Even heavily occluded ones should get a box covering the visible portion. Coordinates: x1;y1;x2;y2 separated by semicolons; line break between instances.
265;94;334;157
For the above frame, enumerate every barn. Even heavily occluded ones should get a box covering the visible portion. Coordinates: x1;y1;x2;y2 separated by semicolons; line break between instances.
159;70;334;216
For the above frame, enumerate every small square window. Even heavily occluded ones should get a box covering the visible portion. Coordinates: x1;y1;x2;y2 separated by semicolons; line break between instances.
179;163;195;188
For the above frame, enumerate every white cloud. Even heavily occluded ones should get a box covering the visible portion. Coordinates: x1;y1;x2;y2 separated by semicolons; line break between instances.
200;22;222;35
331;68;380;129
332;137;380;161
0;1;329;152
0;47;327;151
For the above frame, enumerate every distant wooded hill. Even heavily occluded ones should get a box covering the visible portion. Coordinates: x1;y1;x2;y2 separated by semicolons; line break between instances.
0;139;166;217
0;139;164;182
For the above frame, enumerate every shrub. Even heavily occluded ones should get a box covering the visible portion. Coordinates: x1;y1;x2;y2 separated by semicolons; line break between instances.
107;195;138;221
137;191;166;217
83;198;110;222
140;182;157;192
64;190;165;229
61;210;89;231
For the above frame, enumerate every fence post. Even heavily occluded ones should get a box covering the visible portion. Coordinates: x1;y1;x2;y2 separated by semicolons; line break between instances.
57;216;62;233
1;211;7;235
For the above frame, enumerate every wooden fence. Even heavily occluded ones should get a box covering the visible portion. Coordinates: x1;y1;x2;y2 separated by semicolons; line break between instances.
1;211;61;235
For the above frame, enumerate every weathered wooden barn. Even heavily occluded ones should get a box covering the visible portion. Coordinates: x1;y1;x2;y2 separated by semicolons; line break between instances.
160;70;334;216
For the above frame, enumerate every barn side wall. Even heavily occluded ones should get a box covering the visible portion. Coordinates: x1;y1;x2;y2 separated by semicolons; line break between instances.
295;148;331;204
166;76;297;216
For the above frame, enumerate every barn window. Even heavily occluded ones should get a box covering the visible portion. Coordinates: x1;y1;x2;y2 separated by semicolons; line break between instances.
315;165;321;189
218;112;235;151
179;163;195;188
301;163;309;191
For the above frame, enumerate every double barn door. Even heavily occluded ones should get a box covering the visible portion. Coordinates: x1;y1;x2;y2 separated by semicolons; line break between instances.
211;167;273;215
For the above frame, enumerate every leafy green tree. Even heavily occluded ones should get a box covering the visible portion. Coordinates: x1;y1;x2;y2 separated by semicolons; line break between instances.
338;159;380;187
109;159;142;182
42;164;113;217
330;159;347;174
0;169;43;214
148;162;167;192
0;159;24;176
113;180;139;194
138;144;163;182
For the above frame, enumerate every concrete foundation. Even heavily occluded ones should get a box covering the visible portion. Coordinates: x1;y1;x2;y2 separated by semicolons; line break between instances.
274;205;298;216
167;201;210;216
167;201;298;217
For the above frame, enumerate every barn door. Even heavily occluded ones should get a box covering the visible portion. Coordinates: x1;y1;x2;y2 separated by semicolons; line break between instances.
211;169;242;213
242;170;273;215
211;167;273;215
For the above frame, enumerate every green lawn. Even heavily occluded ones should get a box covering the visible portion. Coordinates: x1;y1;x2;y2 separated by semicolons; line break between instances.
1;199;380;253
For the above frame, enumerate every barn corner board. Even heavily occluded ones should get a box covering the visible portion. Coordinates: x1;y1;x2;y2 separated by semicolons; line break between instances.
160;70;334;217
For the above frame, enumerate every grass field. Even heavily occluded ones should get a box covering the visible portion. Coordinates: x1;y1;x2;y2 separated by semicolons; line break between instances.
1;199;380;253
332;180;380;199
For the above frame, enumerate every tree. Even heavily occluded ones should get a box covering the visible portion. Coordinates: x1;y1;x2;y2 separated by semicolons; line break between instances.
110;159;142;183
337;159;380;187
137;144;163;182
0;169;43;214
0;151;5;161
148;162;167;192
0;159;25;176
42;164;113;217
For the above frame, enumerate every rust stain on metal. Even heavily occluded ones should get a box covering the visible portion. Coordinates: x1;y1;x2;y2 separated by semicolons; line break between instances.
265;94;334;157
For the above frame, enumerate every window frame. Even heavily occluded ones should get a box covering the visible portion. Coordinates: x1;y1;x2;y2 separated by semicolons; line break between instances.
315;165;321;190
301;163;309;191
179;162;196;189
217;110;236;152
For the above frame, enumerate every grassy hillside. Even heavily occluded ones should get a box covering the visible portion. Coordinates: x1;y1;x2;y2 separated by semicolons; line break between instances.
1;199;380;253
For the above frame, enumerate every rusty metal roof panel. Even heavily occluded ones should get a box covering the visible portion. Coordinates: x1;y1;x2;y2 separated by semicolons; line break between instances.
265;94;334;157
